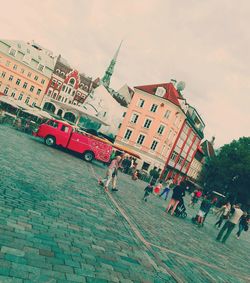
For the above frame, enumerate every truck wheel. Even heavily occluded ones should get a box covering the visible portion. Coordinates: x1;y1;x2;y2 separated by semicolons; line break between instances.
83;151;94;162
45;136;56;147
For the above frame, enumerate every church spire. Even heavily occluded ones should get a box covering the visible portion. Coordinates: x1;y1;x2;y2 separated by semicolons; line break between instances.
101;41;123;88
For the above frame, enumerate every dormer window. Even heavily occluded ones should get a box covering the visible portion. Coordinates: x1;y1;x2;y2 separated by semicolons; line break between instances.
9;48;17;56
38;64;44;72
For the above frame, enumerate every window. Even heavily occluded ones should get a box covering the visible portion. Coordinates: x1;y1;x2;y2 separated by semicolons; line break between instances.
9;48;17;56
4;87;9;95
51;80;56;87
124;129;132;140
41;79;45;85
6;61;10;67
138;98;145;108
150;104;158;112
157;125;165;135
69;78;75;86
23;82;28;89
13;64;17;70
68;88;71;94
30;85;34;92
144;119;152;129
34;75;39;81
16;79;21;85
21;69;24;74
170;151;178;161
164;110;171;119
151;140;158;151
142;162;150;171
61;125;69;133
37;89;41;95
18;94;23;101
32;102;36;107
62;85;66;91
1;72;6;78
122;112;126;118
137;134;145;145
11;91;15;98
118;123;122;129
28;72;32;78
25;97;30;104
130;113;139;123
177;156;184;166
38;64;44;71
9;75;14;81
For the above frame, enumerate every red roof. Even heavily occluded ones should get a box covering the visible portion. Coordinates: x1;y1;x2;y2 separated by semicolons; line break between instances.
134;83;181;106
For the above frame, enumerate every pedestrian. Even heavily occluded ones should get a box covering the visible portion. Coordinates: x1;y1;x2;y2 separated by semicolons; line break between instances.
154;180;163;195
142;181;154;202
216;204;243;243
165;182;186;216
98;155;122;192
132;169;139;181
236;212;249;239
159;178;173;200
143;181;154;202
188;188;202;208
196;196;212;227
214;202;231;229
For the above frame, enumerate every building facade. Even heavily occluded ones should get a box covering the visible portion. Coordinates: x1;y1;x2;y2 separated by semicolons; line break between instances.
162;105;205;183
0;40;55;107
115;82;186;172
41;55;97;122
187;146;204;181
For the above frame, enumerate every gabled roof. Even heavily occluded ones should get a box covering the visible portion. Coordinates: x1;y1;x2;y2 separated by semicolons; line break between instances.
134;82;181;106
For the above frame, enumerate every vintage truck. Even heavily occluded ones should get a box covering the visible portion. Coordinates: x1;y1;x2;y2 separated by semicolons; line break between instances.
33;119;113;163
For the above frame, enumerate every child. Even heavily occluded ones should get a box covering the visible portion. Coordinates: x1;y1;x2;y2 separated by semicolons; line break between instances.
154;180;163;195
143;181;154;202
159;178;173;200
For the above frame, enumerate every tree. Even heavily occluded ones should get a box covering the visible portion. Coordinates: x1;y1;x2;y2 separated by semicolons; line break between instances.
198;137;250;204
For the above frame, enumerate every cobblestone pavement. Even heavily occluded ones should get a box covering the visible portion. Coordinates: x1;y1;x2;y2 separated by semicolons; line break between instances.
0;125;249;283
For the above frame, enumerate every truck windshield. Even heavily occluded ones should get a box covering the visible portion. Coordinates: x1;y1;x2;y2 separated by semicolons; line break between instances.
47;120;59;128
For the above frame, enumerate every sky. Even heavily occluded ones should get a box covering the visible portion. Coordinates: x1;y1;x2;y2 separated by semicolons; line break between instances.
1;0;250;147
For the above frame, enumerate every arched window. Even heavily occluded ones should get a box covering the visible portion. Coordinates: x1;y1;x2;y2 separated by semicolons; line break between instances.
57;109;63;117
69;78;75;86
43;102;56;113
64;112;76;123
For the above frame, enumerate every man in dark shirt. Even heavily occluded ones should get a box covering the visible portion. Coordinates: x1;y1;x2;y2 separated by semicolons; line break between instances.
165;182;186;215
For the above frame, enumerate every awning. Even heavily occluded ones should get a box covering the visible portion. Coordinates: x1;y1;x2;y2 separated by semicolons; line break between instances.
113;143;141;159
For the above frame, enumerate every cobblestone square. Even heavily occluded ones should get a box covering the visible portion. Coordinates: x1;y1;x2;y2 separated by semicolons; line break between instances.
0;125;249;282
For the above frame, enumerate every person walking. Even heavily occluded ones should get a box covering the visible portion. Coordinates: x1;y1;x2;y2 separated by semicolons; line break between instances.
154;180;163;195
196;196;212;227
165;182;186;216
214;202;231;229
142;181;154;202
236;212;249;239
98;155;122;192
159;178;173;200
216;204;243;243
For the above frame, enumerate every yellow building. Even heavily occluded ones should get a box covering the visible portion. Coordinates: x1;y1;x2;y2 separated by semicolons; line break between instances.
0;40;55;107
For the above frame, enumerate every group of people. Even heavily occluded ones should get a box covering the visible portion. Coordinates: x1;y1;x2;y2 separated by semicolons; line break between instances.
98;154;249;244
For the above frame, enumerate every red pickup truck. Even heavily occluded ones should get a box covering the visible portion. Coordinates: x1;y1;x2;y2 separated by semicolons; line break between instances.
33;119;112;163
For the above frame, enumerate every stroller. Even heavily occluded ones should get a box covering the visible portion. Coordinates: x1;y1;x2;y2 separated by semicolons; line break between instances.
175;198;187;218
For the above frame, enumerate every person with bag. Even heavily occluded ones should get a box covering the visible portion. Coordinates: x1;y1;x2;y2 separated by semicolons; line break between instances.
236;212;249;239
214;202;231;229
165;182;186;216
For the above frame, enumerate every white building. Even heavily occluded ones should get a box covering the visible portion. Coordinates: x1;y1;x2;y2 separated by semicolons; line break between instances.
84;85;127;136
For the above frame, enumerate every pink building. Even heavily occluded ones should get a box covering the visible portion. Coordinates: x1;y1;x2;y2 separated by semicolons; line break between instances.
115;82;186;173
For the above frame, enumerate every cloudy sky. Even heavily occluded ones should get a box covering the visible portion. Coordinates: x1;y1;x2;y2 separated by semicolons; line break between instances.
2;0;250;147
